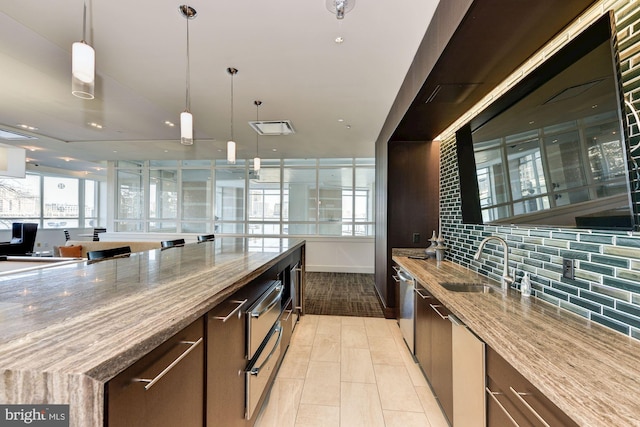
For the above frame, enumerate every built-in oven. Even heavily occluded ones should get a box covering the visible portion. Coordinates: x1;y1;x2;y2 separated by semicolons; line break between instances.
246;279;284;360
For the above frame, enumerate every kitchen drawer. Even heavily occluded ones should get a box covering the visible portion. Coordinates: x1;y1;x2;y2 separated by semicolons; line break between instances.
106;317;205;427
486;347;578;427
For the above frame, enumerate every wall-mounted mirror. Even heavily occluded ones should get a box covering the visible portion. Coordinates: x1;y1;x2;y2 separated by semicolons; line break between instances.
456;11;638;230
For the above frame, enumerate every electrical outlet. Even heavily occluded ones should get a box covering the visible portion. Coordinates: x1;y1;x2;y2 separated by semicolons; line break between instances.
562;258;574;280
412;233;420;243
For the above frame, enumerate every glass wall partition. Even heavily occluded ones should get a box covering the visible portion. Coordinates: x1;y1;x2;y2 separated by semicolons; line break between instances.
112;158;375;236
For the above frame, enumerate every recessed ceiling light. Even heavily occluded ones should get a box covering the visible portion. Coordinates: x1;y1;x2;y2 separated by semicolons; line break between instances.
272;148;277;152
164;121;175;127
345;124;351;129
338;118;344;122
88;122;103;129
335;36;344;44
18;124;38;131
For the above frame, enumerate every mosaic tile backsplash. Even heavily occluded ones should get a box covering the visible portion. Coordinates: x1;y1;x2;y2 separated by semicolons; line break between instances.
440;0;640;339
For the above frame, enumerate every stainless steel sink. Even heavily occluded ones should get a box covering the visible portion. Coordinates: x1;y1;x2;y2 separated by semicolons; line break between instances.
440;282;494;293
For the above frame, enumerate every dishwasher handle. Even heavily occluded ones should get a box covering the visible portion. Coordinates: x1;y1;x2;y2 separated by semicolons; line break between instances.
250;283;283;318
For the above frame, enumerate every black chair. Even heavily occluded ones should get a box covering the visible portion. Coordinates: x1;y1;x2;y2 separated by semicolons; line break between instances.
63;229;71;241
0;223;39;256
92;227;107;241
161;239;186;249
197;234;215;243
87;246;131;262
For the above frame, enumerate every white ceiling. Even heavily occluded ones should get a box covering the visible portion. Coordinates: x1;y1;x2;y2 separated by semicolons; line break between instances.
0;0;439;173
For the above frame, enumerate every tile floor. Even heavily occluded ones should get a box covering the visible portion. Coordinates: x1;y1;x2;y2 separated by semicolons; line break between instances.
255;314;450;427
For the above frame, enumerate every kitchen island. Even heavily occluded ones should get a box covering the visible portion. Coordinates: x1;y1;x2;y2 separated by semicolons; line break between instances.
0;237;305;426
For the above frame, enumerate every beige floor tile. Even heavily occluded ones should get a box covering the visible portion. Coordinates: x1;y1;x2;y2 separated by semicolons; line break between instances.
399;346;429;388
340;316;365;326
300;361;341;406
278;345;312;379
255;378;304;427
363;317;392;337
295;404;340;427
293;319;318;347
374;364;424;412
316;315;342;335
368;335;405;366
340;382;385;427
310;334;341;362
415;386;450;427
341;324;369;349
341;347;375;383
383;410;432;427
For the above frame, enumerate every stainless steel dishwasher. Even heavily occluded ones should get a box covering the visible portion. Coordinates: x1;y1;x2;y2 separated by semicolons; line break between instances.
393;264;416;353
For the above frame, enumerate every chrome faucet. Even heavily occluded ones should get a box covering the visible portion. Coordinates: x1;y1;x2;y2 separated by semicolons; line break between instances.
474;236;514;289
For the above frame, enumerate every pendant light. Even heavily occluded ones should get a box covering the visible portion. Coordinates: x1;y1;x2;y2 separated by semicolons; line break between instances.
71;2;95;99
253;100;262;172
179;5;197;146
227;67;238;164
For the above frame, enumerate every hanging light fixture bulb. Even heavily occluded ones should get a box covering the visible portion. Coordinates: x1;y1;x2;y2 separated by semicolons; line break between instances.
227;67;238;164
179;5;197;145
71;1;95;99
253;100;262;172
326;0;355;19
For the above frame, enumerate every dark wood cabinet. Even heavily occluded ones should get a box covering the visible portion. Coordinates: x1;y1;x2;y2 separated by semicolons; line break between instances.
207;297;248;427
106;318;205;427
413;283;452;424
486;347;579;427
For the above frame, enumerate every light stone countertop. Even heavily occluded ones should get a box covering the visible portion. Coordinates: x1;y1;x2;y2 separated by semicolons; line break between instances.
0;237;305;426
393;255;640;427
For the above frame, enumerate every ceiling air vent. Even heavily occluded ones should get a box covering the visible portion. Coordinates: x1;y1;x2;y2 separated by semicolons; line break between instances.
424;83;481;104
0;129;37;140
249;120;295;135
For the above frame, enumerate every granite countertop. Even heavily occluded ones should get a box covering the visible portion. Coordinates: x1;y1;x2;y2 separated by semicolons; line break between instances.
392;254;640;427
0;237;304;426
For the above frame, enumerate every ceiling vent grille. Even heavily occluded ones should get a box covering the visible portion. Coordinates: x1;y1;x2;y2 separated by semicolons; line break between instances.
249;120;295;135
0;129;37;140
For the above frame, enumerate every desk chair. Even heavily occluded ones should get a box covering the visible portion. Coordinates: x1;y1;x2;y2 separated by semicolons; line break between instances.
197;234;215;243
0;223;39;256
161;239;186;249
87;246;131;262
92;228;107;241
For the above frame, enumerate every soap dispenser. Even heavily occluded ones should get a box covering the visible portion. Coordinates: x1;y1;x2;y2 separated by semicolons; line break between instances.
521;272;531;297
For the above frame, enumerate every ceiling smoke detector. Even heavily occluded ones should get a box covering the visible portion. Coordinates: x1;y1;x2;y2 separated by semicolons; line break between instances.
249;120;295;136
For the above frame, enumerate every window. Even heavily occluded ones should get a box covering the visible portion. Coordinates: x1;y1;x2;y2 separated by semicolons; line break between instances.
0;172;103;230
112;158;375;236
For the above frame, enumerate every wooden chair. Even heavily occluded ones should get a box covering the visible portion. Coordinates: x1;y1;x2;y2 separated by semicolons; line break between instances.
87;246;131;262
161;239;186;249
197;234;215;243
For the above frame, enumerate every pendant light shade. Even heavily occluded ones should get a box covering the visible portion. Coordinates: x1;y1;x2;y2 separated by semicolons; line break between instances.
227;67;238;164
71;3;95;99
253;100;262;172
180;111;193;145
227;140;236;164
179;5;197;145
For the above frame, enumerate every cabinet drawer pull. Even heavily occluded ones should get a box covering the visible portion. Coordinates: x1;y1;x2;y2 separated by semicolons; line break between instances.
283;309;293;322
213;299;247;322
429;304;449;320
392;275;400;283
392;265;400;273
250;284;283;318
249;326;283;376
414;288;431;299
486;386;521;427
135;337;203;391
509;387;551;427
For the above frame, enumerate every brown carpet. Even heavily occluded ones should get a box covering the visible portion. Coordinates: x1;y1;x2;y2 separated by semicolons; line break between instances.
304;272;384;318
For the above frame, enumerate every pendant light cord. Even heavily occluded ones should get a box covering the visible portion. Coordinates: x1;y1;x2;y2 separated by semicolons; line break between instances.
230;72;234;140
255;101;260;156
82;2;87;42
185;16;191;112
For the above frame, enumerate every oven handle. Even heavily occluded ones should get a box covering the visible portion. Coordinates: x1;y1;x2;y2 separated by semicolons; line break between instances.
250;283;284;318
249;325;283;376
